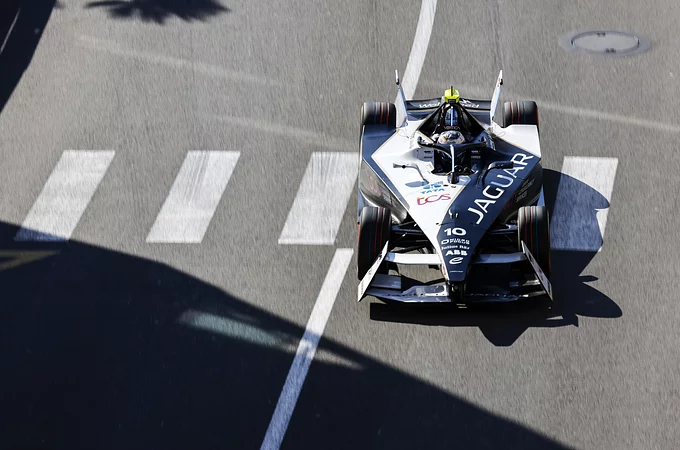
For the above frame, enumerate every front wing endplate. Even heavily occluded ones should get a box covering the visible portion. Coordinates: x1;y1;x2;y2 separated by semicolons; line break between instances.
520;240;553;301
358;241;390;302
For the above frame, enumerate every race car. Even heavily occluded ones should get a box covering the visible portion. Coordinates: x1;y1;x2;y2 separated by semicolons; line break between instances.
357;70;553;304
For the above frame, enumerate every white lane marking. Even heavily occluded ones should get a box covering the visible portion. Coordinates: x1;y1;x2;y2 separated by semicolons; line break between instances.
178;309;297;350
539;101;680;134
207;114;354;152
78;36;280;87
278;152;358;245
260;248;353;450
401;0;438;99
147;151;240;243
1;5;21;54
421;79;680;134
15;150;115;241
551;157;619;251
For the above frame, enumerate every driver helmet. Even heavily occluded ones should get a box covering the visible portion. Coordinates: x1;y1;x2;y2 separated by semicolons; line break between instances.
442;87;461;130
443;86;460;104
443;106;460;129
438;130;465;145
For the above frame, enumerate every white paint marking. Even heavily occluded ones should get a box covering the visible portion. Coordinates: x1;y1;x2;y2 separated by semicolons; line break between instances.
551;157;618;251
147;151;240;243
78;36;279;87
400;0;438;99
1;5;21;54
15;150;115;241
539;102;680;134
421;79;680;134
178;309;296;350
278;152;358;245
260;248;353;450
208;114;353;152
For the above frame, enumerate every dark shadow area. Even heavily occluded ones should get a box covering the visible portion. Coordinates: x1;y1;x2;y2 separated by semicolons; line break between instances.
0;0;56;117
369;169;621;347
0;221;571;449
85;0;230;24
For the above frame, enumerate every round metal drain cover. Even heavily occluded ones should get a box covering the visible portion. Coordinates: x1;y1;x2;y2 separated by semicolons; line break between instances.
559;29;651;57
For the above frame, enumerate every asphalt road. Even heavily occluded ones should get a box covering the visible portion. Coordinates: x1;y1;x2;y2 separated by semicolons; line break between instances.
1;0;679;449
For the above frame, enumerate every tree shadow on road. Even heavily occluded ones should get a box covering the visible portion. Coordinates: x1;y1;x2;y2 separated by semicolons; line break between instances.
0;220;570;449
0;0;56;117
85;0;230;24
369;169;622;347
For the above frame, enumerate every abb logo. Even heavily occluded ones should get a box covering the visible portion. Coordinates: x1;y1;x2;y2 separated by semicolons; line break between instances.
417;194;450;206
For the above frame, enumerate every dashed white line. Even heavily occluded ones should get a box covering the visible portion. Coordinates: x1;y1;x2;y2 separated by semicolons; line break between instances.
147;151;240;243
260;248;354;450
15;150;115;241
278;152;359;245
551;156;619;251
401;0;438;99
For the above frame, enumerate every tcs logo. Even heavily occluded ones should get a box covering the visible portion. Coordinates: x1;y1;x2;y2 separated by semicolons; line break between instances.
416;194;450;206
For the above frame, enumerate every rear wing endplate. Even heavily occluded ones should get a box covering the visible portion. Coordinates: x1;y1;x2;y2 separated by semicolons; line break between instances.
394;70;408;127
489;70;503;126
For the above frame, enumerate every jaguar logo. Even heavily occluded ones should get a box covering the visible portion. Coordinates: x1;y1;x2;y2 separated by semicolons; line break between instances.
467;153;535;224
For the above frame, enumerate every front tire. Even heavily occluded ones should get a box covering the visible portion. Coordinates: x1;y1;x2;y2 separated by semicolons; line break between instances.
357;206;391;280
517;205;551;278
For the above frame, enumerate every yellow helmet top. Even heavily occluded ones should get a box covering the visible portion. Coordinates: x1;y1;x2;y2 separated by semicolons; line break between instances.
444;86;460;103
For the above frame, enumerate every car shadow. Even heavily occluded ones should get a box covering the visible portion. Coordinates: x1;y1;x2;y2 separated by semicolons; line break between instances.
369;169;621;347
0;0;56;117
85;0;231;24
0;220;571;449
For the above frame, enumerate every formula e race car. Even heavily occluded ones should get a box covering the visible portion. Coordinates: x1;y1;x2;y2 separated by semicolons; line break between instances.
357;70;553;305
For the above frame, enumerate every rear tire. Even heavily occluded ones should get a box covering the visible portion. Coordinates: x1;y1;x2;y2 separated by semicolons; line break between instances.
502;101;539;133
361;102;396;129
517;205;551;278
357;206;391;280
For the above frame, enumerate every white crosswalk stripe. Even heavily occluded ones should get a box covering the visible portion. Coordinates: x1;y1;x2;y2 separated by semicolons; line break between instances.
146;151;240;243
14;150;618;251
15;150;115;241
278;152;359;245
550;156;619;252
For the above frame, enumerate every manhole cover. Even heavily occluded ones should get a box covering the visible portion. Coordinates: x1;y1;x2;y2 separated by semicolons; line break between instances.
559;29;651;57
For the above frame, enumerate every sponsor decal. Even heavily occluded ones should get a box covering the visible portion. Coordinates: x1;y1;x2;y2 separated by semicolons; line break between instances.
418;101;440;108
417;194;451;206
467;153;535;224
459;99;480;108
445;249;468;256
419;181;445;194
514;178;535;202
441;238;470;246
449;257;464;265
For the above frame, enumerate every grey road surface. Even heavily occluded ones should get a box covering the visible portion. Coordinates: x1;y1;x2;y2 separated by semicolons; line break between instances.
1;0;678;449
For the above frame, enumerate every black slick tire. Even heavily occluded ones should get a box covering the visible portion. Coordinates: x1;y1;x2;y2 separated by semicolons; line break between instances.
517;205;551;278
357;206;391;280
502;101;539;134
361;102;397;129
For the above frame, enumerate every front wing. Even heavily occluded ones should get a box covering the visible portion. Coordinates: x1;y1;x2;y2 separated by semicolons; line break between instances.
357;241;553;304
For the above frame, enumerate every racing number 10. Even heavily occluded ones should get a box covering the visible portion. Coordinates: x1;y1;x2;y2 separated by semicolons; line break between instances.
443;227;466;236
